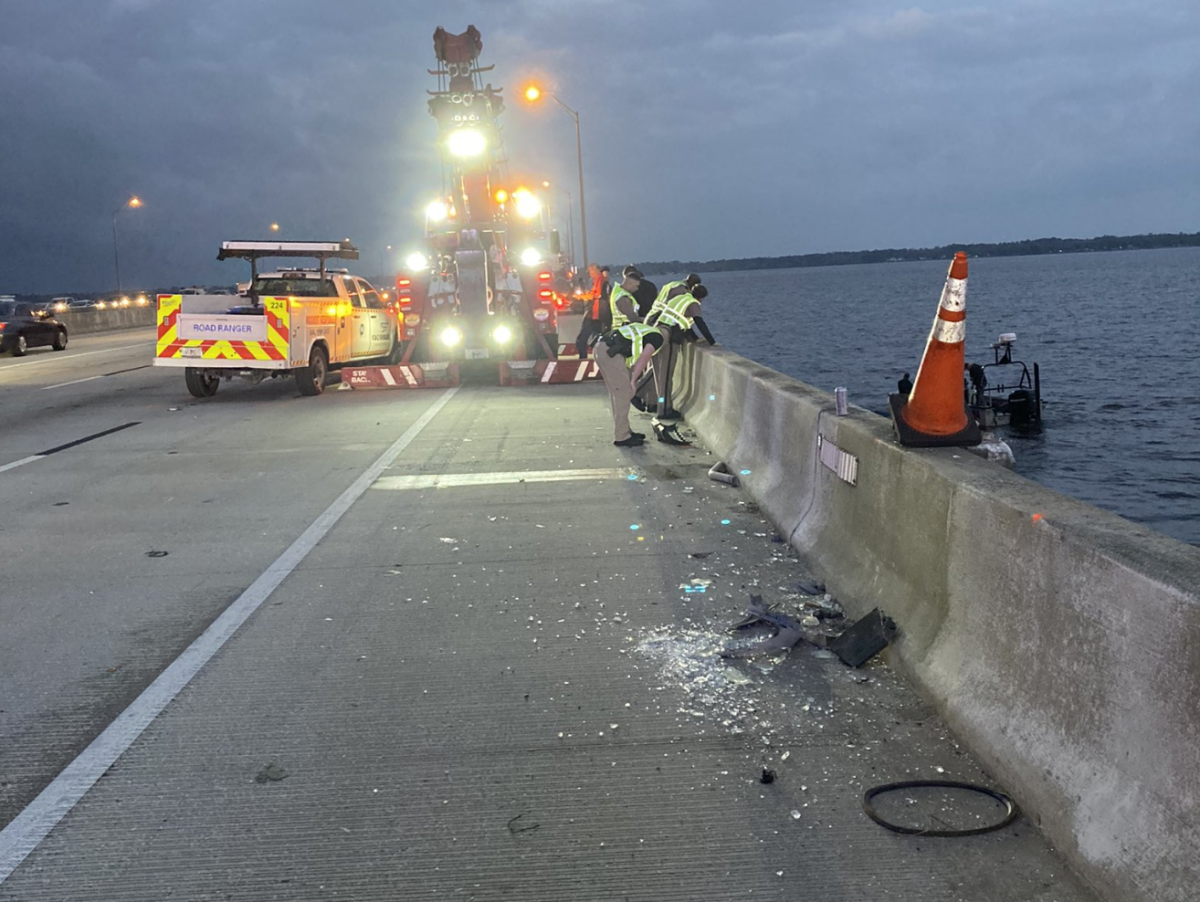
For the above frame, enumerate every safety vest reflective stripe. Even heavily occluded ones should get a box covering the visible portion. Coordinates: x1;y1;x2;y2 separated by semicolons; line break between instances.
649;280;685;319
656;292;696;330
609;286;636;328
615;322;660;367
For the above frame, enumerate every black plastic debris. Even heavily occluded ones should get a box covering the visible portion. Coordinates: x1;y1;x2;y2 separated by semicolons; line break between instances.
760;767;777;784
723;595;812;658
689;551;712;559
829;608;896;667
795;580;826;596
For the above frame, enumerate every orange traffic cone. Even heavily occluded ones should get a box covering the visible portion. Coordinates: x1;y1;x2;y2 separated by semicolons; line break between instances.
889;252;981;447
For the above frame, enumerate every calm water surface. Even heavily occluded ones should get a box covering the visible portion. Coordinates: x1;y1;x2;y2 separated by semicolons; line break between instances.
686;247;1200;547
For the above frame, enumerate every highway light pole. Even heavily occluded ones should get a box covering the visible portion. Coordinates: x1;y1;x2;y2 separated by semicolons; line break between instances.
523;86;589;269
542;180;576;271
112;196;142;295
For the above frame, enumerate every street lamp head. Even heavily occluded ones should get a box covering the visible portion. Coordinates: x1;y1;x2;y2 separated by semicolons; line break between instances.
128;196;142;208
270;222;280;232
542;180;551;188
523;85;541;102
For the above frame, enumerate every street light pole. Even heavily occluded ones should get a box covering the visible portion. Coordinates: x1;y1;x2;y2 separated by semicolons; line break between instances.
551;94;589;270
542;180;576;271
112;196;141;295
523;86;589;269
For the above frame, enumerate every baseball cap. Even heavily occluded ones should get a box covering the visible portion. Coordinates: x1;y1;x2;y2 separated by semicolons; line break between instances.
622;265;644;280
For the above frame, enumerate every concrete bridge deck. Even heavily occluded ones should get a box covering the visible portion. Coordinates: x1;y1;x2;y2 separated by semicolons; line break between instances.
0;335;1094;900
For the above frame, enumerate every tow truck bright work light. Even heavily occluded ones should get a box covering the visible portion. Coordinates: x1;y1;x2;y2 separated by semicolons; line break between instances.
440;325;463;347
447;129;487;158
519;247;542;266
493;324;514;344
405;252;428;272
425;201;449;223
513;190;541;219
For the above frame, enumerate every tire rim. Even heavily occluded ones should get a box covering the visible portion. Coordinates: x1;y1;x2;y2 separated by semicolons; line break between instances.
17;336;26;352
314;354;326;387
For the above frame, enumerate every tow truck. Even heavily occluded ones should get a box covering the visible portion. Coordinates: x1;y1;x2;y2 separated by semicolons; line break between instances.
388;26;576;380
154;240;401;397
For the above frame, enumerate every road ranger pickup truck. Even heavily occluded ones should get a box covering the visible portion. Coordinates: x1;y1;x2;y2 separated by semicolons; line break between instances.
155;240;401;397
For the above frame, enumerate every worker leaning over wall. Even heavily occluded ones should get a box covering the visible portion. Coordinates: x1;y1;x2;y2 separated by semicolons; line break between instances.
644;279;715;420
594;321;664;447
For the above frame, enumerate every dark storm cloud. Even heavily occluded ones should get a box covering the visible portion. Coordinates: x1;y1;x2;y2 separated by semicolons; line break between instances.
1;0;1197;293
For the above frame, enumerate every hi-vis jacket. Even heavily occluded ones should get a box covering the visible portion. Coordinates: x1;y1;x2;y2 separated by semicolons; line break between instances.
648;280;686;320
609;285;637;328
614;322;662;367
654;290;698;331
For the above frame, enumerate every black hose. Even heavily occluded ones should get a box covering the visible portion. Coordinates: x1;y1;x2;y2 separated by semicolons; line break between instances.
862;780;1019;837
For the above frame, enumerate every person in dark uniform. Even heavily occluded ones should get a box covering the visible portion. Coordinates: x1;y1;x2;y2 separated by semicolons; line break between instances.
643;284;714;421
897;372;913;396
631;272;658;319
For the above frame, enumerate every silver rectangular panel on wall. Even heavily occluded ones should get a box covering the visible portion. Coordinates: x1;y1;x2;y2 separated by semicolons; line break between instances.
817;434;858;486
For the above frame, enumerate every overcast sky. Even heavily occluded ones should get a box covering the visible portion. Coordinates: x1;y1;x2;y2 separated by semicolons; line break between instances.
1;0;1197;294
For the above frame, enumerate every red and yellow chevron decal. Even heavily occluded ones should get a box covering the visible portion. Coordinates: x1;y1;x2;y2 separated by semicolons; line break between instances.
156;294;290;362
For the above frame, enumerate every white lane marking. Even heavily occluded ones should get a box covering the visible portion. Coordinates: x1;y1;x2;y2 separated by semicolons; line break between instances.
0;342;151;373
0;455;45;475
373;467;632;490
40;375;105;390
0;386;460;884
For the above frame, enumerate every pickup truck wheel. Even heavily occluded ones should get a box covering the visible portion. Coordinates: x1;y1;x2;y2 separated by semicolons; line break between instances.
12;335;28;357
184;367;220;398
297;345;328;396
52;329;68;351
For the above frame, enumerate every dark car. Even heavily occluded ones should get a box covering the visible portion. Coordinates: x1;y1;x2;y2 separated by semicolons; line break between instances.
0;300;69;356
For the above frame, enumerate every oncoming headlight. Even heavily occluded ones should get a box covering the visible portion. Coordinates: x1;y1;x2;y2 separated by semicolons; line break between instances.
440;325;463;347
492;324;514;344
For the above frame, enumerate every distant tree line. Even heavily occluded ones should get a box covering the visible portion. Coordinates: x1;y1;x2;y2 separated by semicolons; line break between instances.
635;231;1200;276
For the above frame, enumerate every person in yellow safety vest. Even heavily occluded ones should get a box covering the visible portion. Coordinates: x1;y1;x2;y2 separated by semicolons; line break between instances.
594;322;664;447
606;265;644;331
643;283;714;420
647;273;702;322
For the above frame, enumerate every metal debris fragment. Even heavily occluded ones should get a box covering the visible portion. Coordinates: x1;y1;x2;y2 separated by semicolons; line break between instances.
708;461;740;486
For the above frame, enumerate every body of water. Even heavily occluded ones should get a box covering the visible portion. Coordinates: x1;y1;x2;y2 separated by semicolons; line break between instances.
687;247;1200;547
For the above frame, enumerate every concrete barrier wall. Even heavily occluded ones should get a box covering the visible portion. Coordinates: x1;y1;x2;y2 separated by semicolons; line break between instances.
674;344;1200;902
57;307;156;336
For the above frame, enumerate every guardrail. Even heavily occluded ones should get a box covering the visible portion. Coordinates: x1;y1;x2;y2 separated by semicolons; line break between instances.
676;343;1200;902
55;307;157;336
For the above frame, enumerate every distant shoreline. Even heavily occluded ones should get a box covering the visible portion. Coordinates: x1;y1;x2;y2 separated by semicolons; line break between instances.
636;231;1200;276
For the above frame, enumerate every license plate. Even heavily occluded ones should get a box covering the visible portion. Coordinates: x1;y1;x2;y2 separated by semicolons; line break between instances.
465;348;489;360
181;347;202;358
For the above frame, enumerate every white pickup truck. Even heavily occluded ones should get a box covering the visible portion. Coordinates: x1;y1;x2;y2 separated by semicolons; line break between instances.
154;241;401;397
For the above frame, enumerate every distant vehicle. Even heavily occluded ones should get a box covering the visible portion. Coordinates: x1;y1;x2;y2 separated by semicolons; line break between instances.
68;299;97;310
0;299;69;356
51;296;76;313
